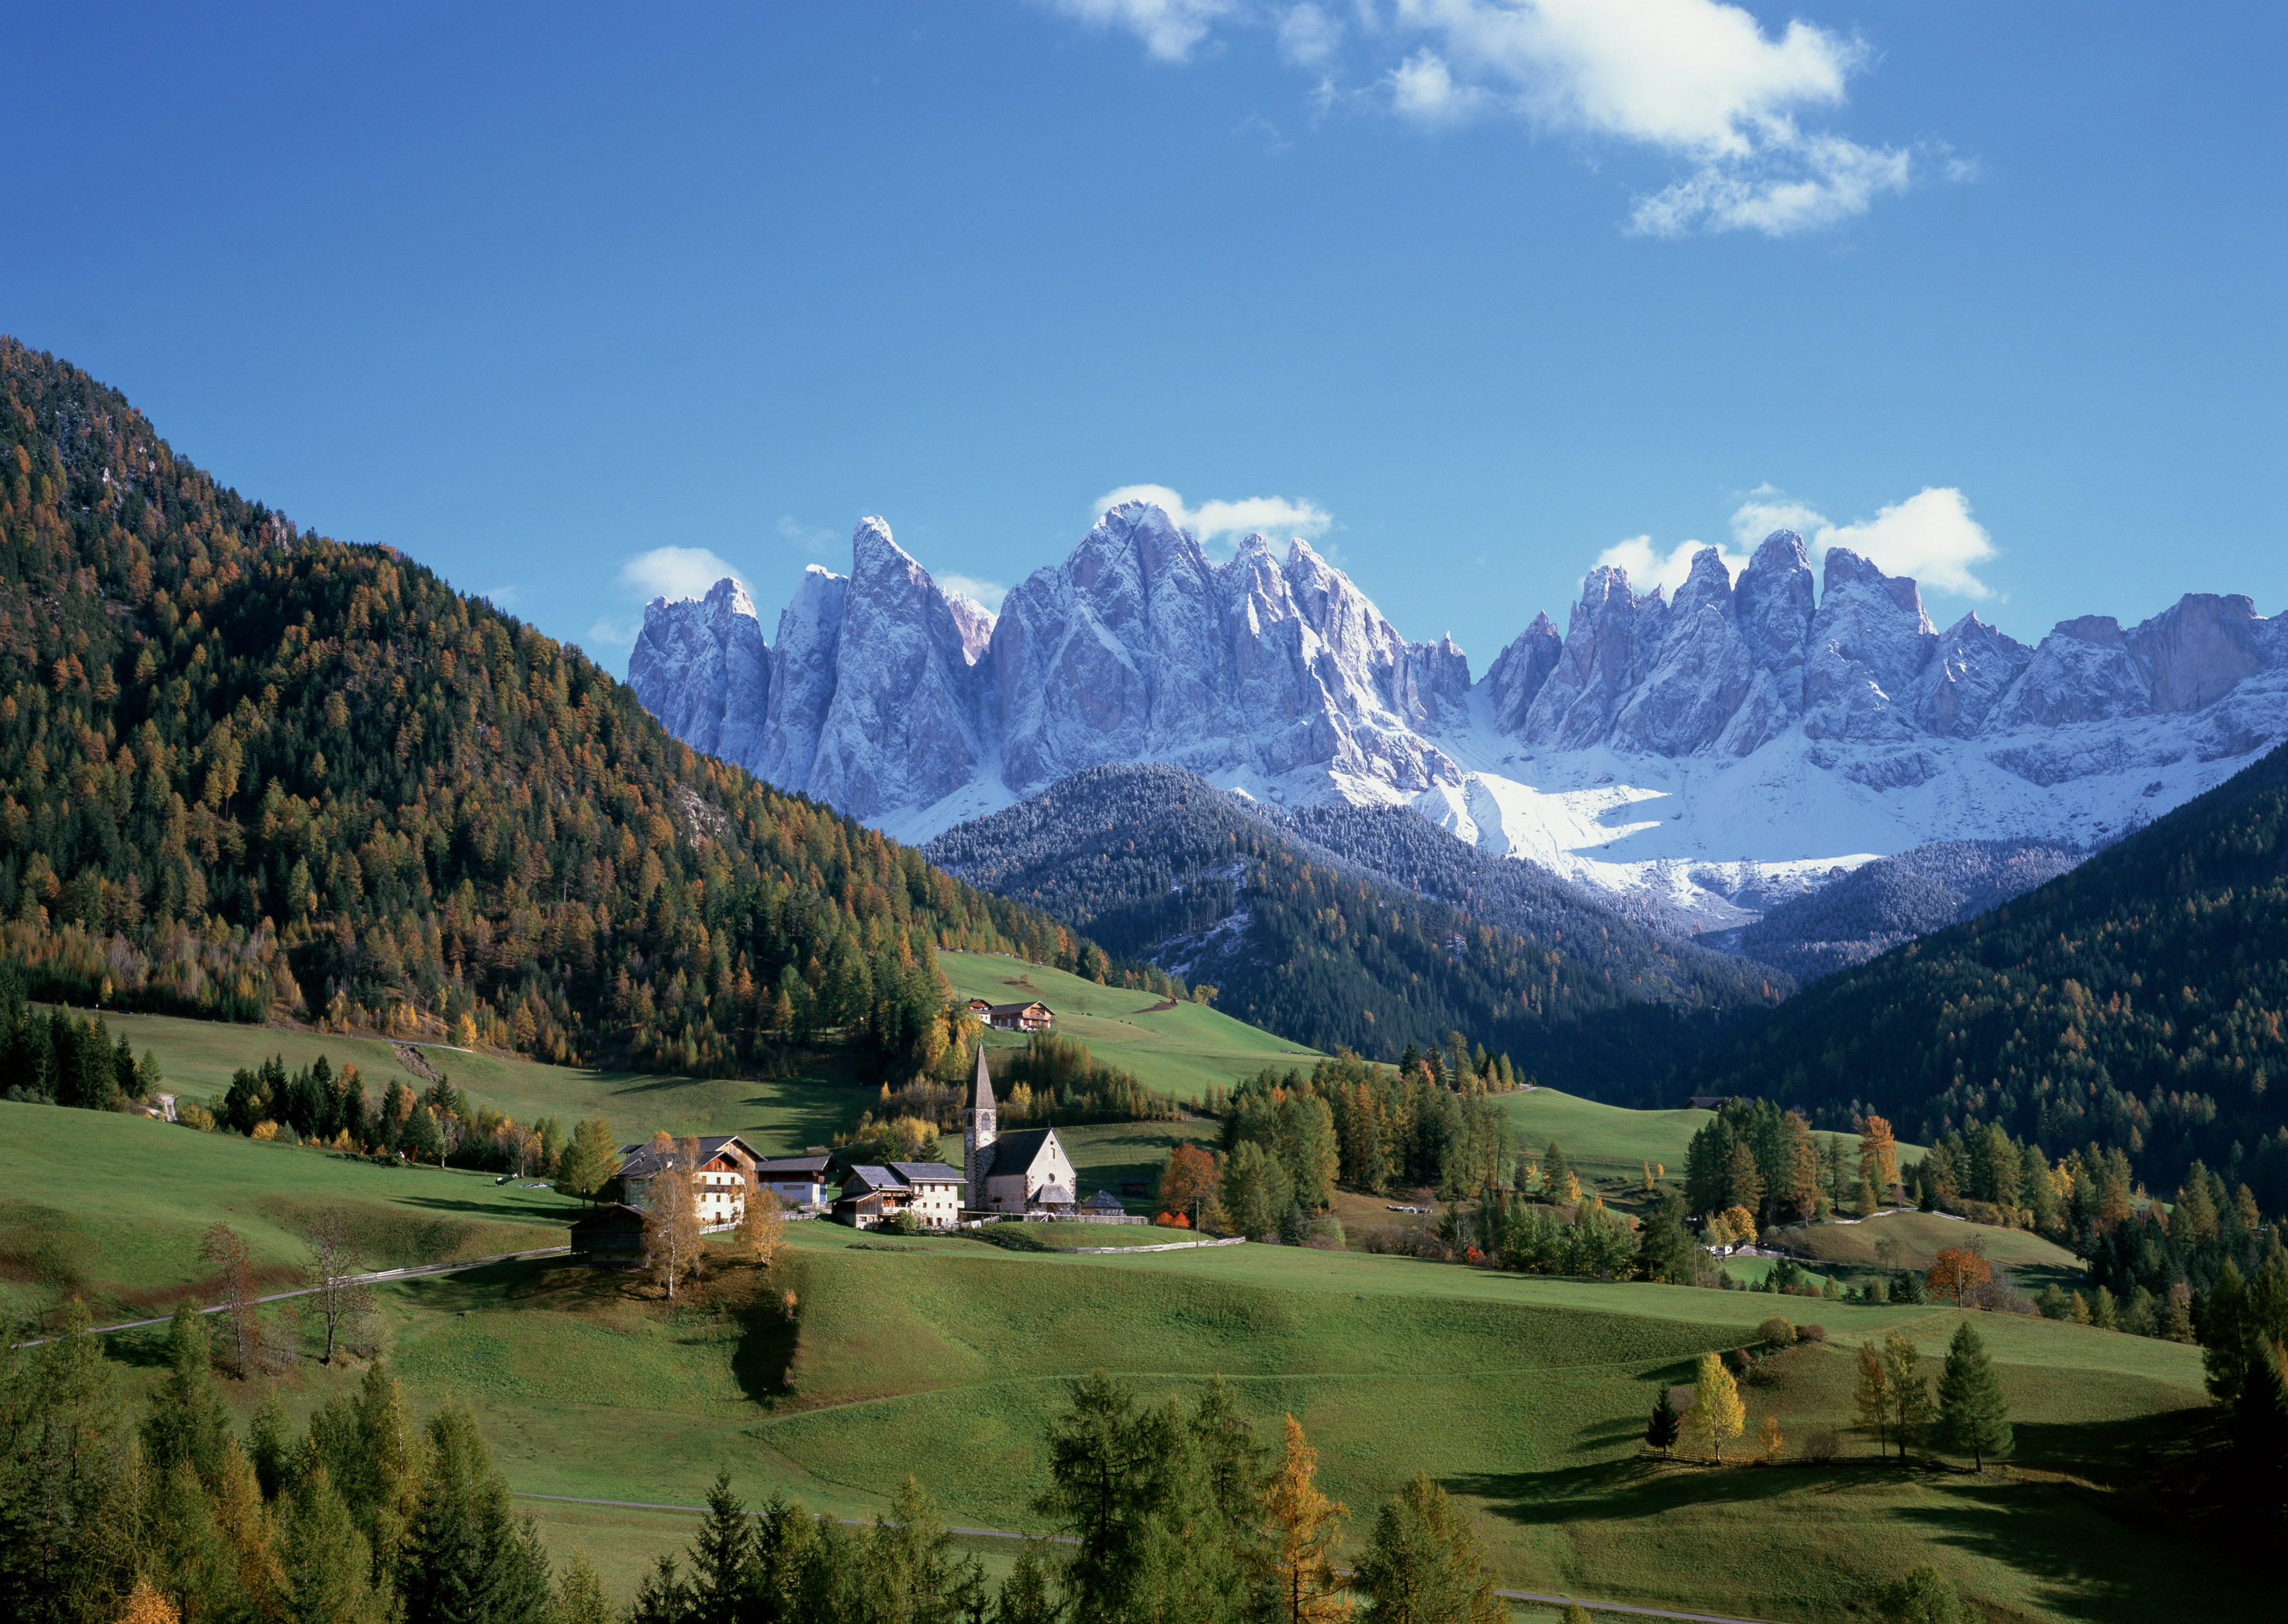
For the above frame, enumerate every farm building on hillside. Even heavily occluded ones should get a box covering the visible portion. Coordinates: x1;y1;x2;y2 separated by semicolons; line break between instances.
980;1000;1055;1032
752;1152;834;1211
963;1049;1078;1215
569;1203;647;1267
607;1135;760;1225
832;1161;966;1229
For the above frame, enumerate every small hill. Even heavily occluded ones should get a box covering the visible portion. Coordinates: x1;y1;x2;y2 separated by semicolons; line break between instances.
924;763;1785;1101
1729;837;2083;981
1685;738;2288;1207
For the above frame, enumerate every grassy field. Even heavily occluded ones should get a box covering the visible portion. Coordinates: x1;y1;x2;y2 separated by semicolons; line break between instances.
938;952;1316;1099
1496;1087;1930;1189
12;1104;2241;1619
0;1099;584;1325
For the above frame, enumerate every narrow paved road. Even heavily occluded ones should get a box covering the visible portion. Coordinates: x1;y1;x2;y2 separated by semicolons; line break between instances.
512;1492;1782;1623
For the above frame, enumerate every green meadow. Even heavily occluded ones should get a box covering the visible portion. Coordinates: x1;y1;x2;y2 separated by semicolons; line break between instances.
255;1220;2246;1619
938;952;1316;1098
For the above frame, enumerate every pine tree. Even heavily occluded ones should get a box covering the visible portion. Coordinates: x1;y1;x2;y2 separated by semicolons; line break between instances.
860;1475;983;1624
1353;1470;1504;1624
993;1540;1062;1624
249;1388;293;1500
1253;1415;1350;1623
626;1556;691;1624
558;1117;617;1203
1645;1389;1681;1458
1935;1321;2013;1471
279;1456;383;1624
402;1401;551;1624
1191;1374;1270;1537
686;1468;754;1624
1685;1353;1745;1463
142;1301;233;1489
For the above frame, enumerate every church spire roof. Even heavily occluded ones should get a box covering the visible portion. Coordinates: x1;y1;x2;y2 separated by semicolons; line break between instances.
973;1046;996;1112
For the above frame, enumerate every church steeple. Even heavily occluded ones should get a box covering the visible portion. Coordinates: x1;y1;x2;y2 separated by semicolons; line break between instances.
964;1048;997;1210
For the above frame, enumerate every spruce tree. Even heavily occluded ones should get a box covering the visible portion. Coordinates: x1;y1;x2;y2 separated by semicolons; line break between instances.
1353;1470;1504;1624
402;1401;551;1624
626;1556;691;1624
1645;1389;1681;1458
993;1540;1061;1624
278;1456;382;1624
142;1301;233;1489
1936;1322;2013;1471
752;1495;824;1622
249;1389;293;1501
686;1468;754;1624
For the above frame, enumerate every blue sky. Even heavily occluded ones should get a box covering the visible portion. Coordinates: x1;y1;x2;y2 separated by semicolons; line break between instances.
5;2;2282;675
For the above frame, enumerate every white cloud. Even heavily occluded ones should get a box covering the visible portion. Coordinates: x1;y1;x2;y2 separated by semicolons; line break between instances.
1035;0;1236;62
1278;3;1343;66
1094;482;1334;544
586;617;639;647
1033;0;1937;237
1388;0;1913;237
1729;485;1828;547
776;514;834;555
938;573;1008;613
616;546;744;604
1729;485;1998;598
1389;50;1481;120
1595;534;1746;596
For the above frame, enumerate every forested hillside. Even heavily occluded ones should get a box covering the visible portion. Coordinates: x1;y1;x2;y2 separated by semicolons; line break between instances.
0;338;1084;1083
1687;741;2288;1208
924;763;1784;1099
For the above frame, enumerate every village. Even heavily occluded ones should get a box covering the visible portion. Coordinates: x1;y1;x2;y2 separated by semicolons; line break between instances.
565;1009;1141;1265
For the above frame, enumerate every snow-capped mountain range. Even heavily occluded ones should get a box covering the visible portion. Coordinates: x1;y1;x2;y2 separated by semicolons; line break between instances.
625;503;2288;928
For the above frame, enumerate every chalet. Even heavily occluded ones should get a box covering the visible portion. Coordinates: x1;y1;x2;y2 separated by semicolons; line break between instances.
982;1000;1055;1033
831;1162;966;1228
963;1049;1078;1215
609;1135;759;1226
752;1151;834;1211
1083;1190;1128;1216
569;1203;648;1267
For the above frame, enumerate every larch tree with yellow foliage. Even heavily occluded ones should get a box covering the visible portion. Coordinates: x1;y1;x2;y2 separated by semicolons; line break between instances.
1686;1353;1746;1463
1256;1415;1352;1623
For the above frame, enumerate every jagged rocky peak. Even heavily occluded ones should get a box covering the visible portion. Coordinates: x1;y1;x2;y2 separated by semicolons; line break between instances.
1520;563;1669;750
626;575;769;765
1913;612;2031;738
1800;548;1938;741
1613;546;1754;756
1484;611;1562;734
2127;593;2267;712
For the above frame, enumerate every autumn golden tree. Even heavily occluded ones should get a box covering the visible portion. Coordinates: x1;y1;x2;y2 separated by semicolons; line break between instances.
1859;1115;1899;1202
643;1137;705;1301
1160;1141;1221;1224
1685;1353;1745;1463
740;1183;786;1270
1925;1246;1993;1306
1255;1415;1351;1623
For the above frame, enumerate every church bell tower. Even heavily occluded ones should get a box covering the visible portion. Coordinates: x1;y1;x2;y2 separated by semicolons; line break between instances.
964;1047;997;1210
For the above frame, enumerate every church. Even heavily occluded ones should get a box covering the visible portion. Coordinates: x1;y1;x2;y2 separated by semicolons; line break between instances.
963;1048;1078;1215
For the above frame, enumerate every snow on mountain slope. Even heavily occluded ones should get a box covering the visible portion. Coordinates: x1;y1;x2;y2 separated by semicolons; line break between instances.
625;504;2288;932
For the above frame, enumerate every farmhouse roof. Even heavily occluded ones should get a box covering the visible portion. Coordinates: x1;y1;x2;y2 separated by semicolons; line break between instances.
887;1161;965;1184
753;1153;832;1177
842;1164;910;1196
1084;1189;1125;1211
613;1134;757;1181
985;1000;1049;1017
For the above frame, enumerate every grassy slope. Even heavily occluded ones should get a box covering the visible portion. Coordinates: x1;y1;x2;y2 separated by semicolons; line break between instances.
0;1100;582;1323
1497;1087;1932;1185
349;1226;2236;1622
14;1106;2241;1619
938;952;1315;1099
74;1005;872;1147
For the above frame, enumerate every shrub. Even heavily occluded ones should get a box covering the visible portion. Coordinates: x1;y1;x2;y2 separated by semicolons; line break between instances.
176;1103;216;1132
888;1209;921;1237
1799;1428;1839;1464
1757;1315;1795;1349
1726;1347;1754;1376
1798;1323;1827;1343
1308;1215;1346;1249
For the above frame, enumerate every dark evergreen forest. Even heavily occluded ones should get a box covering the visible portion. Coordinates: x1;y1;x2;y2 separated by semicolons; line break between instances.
0;338;1087;1084
1686;740;2288;1210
